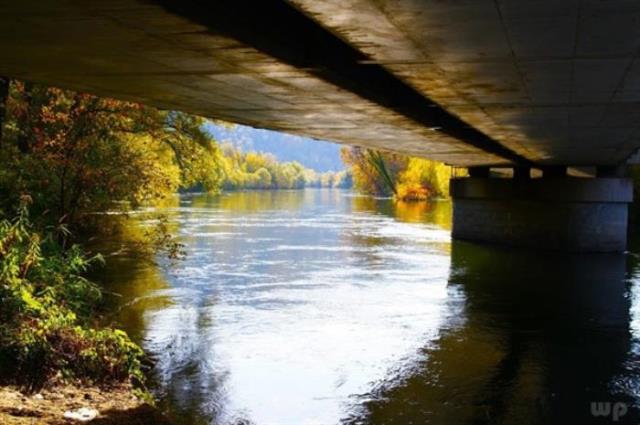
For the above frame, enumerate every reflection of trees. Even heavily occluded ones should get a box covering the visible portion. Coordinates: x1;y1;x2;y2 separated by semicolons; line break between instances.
188;190;307;214
350;196;452;230
340;196;452;270
345;242;639;425
146;304;230;425
393;200;452;230
84;194;182;258
91;251;173;343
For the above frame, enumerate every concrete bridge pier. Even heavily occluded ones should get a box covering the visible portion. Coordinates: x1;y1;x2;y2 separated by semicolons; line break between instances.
449;172;634;252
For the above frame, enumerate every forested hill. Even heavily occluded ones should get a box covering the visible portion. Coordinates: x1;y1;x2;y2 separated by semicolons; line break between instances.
205;122;345;172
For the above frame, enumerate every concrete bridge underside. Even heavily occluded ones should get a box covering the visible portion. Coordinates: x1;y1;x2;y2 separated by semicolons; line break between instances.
2;0;639;251
3;0;640;168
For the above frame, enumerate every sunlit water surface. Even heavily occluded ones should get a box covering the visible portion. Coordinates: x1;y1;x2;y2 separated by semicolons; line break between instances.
94;190;640;425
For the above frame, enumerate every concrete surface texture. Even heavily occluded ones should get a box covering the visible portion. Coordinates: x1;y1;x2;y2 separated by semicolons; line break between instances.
450;177;633;252
1;0;639;167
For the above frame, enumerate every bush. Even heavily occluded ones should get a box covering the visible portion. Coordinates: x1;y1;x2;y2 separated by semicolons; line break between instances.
0;199;144;390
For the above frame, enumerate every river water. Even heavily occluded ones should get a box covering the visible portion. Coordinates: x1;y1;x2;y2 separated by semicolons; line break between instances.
95;189;640;425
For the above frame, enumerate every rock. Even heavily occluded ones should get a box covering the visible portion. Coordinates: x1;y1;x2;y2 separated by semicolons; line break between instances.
63;407;99;422
33;393;44;400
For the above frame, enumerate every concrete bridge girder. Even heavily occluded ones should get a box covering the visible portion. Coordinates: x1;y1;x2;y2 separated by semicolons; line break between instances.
0;0;508;166
288;0;640;167
2;1;639;168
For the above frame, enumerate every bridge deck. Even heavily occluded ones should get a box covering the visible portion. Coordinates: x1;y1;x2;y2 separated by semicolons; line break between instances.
1;1;638;167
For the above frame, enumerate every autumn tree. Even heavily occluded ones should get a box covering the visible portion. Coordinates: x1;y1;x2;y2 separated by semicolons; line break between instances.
340;146;406;196
0;80;224;227
341;146;450;200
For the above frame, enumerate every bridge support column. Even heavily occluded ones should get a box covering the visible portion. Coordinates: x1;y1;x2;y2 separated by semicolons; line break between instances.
450;177;633;252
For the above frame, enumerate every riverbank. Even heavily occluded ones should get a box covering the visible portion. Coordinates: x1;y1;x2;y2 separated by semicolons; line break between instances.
0;385;173;425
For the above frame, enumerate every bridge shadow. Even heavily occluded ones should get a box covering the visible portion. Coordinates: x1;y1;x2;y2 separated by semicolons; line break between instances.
344;241;640;425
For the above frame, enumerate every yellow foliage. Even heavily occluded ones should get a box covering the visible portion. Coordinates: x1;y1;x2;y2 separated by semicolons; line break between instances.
396;157;451;201
342;146;453;200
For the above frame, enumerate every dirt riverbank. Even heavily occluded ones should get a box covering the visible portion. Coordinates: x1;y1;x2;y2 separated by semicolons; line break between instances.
0;385;173;424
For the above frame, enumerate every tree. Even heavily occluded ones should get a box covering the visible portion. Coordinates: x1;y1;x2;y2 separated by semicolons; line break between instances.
341;146;450;200
396;158;451;200
0;76;9;147
255;168;272;189
332;170;353;188
341;146;406;196
0;79;224;228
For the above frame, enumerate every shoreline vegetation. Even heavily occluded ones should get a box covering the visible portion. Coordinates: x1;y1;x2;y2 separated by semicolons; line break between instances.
340;145;455;202
0;77;451;423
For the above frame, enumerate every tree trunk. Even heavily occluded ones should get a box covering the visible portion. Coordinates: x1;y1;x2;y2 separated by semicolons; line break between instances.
17;81;34;154
0;76;9;148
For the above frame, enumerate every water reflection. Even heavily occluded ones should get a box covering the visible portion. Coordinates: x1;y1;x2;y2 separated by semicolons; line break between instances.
350;195;452;230
347;242;640;425
97;190;455;424
93;190;640;425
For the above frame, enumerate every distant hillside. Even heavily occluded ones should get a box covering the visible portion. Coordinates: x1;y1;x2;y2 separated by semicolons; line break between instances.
204;122;345;172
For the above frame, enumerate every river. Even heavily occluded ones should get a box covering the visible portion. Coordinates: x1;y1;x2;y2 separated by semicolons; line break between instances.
94;189;640;425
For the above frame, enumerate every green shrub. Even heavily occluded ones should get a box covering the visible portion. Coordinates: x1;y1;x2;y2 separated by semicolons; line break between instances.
0;198;144;390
